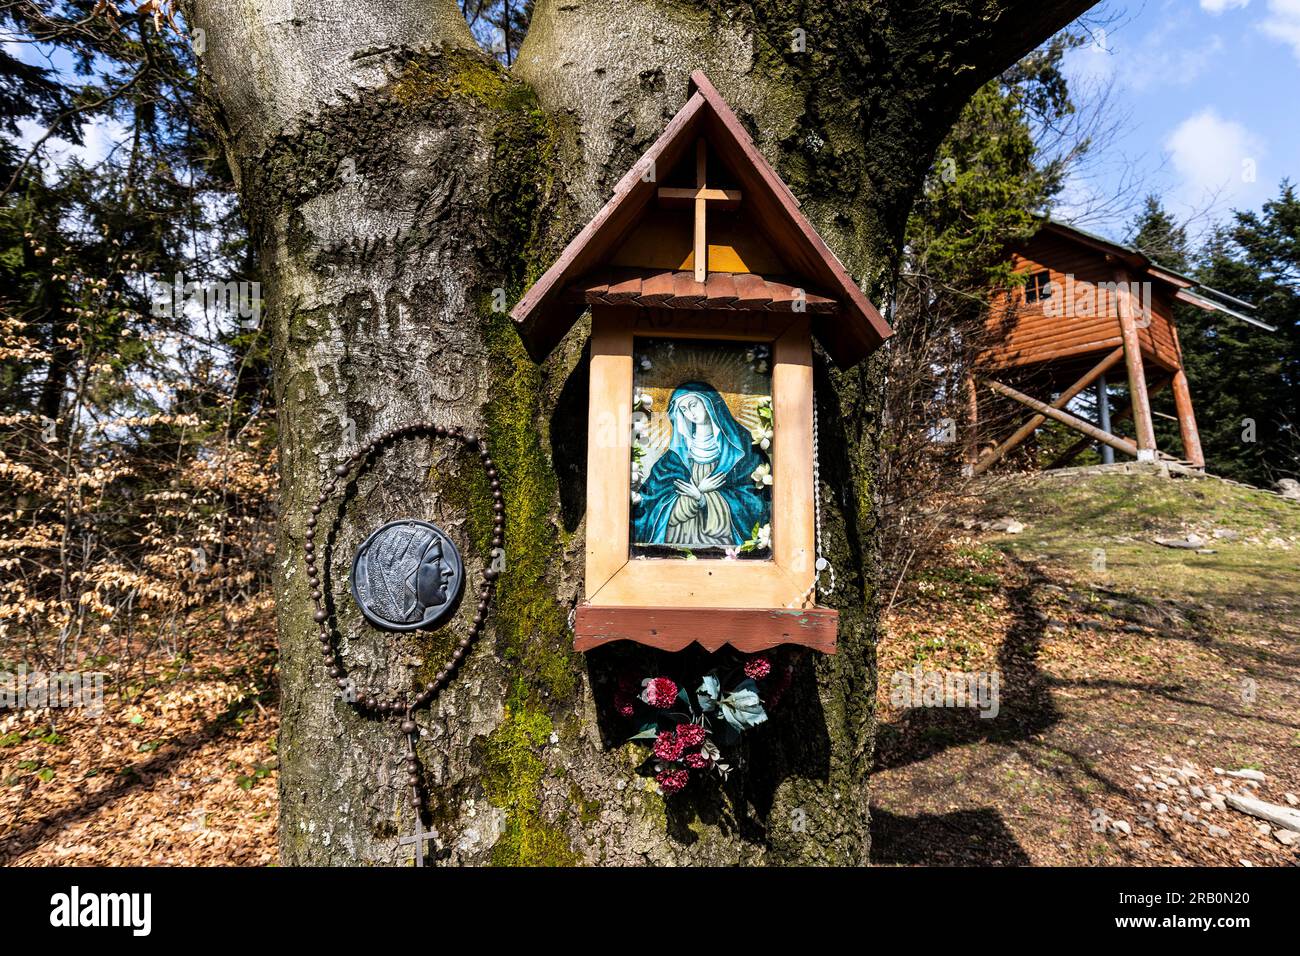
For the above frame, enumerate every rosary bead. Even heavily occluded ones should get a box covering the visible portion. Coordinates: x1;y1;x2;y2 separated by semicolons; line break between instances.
400;719;417;734
311;590;321;602
407;773;421;787
306;516;316;528
464;433;478;444
334;464;348;477
486;467;498;479
452;648;465;661
310;504;320;515
410;795;422;810
313;609;327;623
484;568;499;581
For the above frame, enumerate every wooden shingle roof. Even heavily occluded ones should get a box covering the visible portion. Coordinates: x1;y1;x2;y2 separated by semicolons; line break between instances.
510;71;891;367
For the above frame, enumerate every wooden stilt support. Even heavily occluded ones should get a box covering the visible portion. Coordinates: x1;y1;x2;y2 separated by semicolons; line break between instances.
1167;321;1205;469
971;347;1124;475
1115;269;1157;461
1047;374;1172;469
1049;403;1132;469
1170;368;1205;468
985;378;1139;458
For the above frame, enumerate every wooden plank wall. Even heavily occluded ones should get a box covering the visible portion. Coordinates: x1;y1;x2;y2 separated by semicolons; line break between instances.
982;233;1181;372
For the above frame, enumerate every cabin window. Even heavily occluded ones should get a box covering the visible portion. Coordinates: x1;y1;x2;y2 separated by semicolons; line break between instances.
1024;271;1052;303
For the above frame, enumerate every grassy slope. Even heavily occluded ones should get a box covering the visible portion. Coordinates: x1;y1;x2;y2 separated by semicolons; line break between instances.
873;469;1300;866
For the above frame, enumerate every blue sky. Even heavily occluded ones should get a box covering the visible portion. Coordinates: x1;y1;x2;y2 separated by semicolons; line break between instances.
8;2;1299;254
1058;0;1300;244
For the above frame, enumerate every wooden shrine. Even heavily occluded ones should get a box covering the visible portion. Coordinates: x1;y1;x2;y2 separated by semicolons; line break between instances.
969;220;1269;474
512;71;891;655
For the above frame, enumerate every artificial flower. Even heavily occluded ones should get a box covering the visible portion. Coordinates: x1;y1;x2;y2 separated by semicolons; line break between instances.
654;730;684;761
640;677;678;708
683;750;712;769
675;723;706;747
656;768;690;794
744;656;772;680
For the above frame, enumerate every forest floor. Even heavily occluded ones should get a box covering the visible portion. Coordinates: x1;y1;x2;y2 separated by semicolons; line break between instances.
4;467;1298;867
0;634;279;866
871;466;1300;866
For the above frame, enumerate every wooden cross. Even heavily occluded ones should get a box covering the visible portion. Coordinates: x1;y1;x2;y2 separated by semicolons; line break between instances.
657;138;742;282
398;813;438;867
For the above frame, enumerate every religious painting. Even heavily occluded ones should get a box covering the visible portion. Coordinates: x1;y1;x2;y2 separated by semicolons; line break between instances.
630;337;773;559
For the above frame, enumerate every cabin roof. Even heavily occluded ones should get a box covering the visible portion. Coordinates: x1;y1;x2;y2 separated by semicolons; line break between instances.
1034;220;1274;331
510;71;892;367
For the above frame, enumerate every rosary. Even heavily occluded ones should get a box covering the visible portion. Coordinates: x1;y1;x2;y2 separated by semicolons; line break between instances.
306;420;503;866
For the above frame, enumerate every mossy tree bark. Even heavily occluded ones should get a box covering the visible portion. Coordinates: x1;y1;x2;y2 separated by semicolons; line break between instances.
184;0;1095;864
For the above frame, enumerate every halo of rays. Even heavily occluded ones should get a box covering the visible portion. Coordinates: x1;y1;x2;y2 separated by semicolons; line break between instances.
633;337;772;472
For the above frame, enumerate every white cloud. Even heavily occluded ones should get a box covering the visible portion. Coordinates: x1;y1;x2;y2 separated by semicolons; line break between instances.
1200;0;1249;13
16;114;130;175
1165;108;1267;213
1260;0;1300;59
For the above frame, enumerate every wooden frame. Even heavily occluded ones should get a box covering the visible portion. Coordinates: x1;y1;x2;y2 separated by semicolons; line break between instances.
576;305;828;652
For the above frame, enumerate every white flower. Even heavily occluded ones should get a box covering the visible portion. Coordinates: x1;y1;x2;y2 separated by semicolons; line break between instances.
755;524;771;549
751;463;772;487
631;491;642;505
638;357;652;371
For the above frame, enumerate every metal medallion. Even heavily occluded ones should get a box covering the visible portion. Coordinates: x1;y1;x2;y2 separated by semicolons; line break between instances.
350;519;464;631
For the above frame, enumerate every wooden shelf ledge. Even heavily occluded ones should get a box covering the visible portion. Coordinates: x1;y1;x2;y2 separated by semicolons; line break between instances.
573;605;837;654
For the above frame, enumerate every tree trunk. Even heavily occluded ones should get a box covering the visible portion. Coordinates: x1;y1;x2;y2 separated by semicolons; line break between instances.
184;0;1095;865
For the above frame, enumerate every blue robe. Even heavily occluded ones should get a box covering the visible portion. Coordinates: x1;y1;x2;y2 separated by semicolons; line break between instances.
632;382;769;548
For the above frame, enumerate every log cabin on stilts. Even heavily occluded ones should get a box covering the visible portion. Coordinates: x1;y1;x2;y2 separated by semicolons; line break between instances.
967;221;1274;475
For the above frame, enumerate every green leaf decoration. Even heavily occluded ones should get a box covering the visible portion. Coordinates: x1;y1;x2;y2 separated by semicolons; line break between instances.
628;721;661;741
716;679;768;732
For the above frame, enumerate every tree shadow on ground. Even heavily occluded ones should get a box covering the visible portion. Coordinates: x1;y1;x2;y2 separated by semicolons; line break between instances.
0;670;277;864
870;806;1031;865
874;558;1061;773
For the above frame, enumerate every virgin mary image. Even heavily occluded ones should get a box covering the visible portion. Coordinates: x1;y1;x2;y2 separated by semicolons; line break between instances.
632;381;769;550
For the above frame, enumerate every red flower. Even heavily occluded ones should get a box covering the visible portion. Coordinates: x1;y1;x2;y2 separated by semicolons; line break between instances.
744;656;772;680
654;730;684;762
613;691;635;717
683;749;712;769
675;723;706;747
640;677;678;708
657;768;690;794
